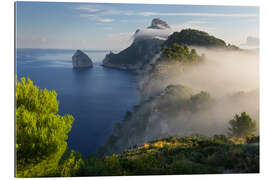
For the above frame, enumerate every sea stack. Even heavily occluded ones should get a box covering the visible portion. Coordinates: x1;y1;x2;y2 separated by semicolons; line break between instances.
72;50;93;68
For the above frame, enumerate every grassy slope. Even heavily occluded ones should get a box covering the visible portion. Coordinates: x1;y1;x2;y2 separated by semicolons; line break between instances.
79;136;259;176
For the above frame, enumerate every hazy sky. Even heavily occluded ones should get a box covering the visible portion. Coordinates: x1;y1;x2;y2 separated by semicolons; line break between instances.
16;2;259;50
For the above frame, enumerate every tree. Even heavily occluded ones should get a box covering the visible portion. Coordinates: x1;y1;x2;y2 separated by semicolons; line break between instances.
16;77;74;177
228;112;256;138
58;150;84;177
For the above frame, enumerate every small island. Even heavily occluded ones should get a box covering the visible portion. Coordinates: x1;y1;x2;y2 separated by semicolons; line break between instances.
72;50;93;68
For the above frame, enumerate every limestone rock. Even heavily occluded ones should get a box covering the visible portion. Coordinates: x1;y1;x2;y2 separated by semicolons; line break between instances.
72;50;93;68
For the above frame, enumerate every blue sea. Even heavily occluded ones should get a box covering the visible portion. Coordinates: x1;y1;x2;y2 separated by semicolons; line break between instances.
16;48;140;157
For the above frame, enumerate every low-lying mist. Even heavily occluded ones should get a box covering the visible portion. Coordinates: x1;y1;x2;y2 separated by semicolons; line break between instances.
180;47;259;97
141;47;259;98
140;48;259;138
102;48;260;154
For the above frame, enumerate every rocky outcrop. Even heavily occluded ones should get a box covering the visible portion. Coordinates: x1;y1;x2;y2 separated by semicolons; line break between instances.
147;18;171;29
72;50;93;68
102;18;171;71
102;39;164;71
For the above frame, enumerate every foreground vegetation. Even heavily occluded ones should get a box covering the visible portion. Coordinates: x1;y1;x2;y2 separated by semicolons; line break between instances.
16;77;259;177
78;135;259;176
16;78;82;177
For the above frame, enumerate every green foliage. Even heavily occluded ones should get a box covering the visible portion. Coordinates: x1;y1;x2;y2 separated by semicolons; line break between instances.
228;112;256;138
79;136;259;176
164;29;228;48
16;78;259;177
104;154;123;175
162;43;200;63
80;155;107;176
16;77;74;177
58;150;84;177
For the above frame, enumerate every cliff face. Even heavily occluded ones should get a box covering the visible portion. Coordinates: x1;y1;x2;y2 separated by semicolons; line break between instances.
102;18;171;70
102;38;164;70
72;50;93;68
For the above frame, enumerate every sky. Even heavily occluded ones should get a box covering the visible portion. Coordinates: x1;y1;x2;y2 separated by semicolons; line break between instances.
16;2;259;50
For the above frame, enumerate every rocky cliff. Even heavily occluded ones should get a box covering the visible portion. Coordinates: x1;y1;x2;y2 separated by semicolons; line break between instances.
72;50;93;68
102;18;172;70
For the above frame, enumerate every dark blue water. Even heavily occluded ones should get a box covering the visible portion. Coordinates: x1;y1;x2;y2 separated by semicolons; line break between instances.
16;48;140;157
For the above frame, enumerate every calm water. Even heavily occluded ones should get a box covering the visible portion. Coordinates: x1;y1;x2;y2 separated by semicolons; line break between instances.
16;48;140;157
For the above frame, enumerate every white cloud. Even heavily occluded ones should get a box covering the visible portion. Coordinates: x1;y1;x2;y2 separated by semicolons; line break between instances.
79;13;114;23
133;28;173;41
75;5;102;13
76;5;258;18
98;18;114;23
76;5;134;23
79;14;97;17
138;12;258;18
76;5;135;16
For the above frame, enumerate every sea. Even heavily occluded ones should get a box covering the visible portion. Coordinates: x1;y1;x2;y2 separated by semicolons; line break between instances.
16;48;140;157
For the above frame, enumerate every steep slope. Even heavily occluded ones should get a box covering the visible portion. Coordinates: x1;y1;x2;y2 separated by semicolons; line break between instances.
98;83;259;156
102;38;164;70
102;18;172;70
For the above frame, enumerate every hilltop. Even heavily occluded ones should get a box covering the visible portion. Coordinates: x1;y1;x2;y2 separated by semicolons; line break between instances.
164;29;240;50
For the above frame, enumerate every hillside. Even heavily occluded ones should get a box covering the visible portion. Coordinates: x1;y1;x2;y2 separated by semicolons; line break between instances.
80;136;259;176
98;82;259;156
102;18;171;70
102;38;164;70
163;29;240;50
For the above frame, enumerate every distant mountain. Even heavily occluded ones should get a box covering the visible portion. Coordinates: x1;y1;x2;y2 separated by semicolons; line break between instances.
102;18;171;70
102;21;240;71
